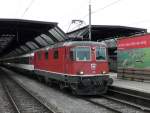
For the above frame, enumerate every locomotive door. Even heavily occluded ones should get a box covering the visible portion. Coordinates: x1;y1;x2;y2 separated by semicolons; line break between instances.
64;48;70;74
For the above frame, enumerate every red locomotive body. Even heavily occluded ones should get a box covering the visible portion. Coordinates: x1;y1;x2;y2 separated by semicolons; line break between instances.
3;41;113;95
34;42;109;75
33;41;112;94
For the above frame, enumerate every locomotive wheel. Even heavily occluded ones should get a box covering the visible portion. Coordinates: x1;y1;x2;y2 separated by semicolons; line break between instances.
72;89;77;95
59;82;65;90
47;79;53;87
70;83;78;90
44;77;49;84
37;76;42;82
70;83;78;94
37;76;44;83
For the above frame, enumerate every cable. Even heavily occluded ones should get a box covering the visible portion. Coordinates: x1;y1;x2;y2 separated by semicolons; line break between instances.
66;22;72;33
21;0;35;18
92;0;121;14
81;0;122;19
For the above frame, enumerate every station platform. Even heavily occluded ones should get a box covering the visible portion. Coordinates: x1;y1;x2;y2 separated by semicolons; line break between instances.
109;72;150;94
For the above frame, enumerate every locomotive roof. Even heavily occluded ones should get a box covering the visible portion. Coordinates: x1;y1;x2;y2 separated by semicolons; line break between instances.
43;41;107;50
1;41;106;60
62;41;106;47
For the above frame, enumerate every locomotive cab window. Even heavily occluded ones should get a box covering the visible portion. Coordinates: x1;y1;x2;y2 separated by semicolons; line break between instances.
96;47;106;60
70;47;90;61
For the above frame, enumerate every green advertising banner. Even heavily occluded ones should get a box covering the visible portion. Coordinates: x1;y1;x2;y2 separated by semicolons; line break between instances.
118;48;150;69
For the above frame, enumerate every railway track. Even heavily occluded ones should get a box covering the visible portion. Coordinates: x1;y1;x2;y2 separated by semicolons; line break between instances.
82;96;147;113
84;98;122;113
79;86;150;113
107;86;150;112
83;86;150;113
74;86;150;113
1;76;55;113
1;67;150;113
0;80;16;113
62;88;148;113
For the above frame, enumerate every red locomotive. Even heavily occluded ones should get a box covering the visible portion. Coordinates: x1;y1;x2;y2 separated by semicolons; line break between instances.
3;41;113;95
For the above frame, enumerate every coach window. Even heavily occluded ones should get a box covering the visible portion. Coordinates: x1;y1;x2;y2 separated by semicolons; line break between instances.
96;47;106;60
53;50;59;59
45;51;49;60
37;51;42;60
22;57;29;64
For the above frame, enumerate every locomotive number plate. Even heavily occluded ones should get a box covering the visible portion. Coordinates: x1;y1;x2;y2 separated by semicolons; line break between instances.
91;63;97;70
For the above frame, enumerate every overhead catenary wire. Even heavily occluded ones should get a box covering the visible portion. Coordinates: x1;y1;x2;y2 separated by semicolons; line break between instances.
92;0;121;15
67;0;122;32
66;0;88;32
21;0;35;18
81;0;122;19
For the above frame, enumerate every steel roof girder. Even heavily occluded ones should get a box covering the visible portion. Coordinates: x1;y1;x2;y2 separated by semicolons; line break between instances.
28;41;39;49
15;48;23;54
53;27;66;39
20;45;30;52
49;28;64;41
40;34;54;44
35;36;49;46
26;42;37;50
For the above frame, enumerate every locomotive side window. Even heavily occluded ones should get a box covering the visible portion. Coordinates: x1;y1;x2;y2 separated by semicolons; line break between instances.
53;50;59;59
37;51;42;60
96;47;106;60
45;51;49;60
70;47;90;61
70;48;75;60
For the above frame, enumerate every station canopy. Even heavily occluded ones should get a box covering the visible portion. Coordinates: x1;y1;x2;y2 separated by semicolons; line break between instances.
0;19;67;59
67;25;147;41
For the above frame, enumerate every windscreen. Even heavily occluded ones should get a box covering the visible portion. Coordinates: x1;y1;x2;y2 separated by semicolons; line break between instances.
96;47;106;60
70;47;91;61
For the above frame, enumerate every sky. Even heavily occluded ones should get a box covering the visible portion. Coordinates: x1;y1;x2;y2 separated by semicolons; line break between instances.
0;0;150;32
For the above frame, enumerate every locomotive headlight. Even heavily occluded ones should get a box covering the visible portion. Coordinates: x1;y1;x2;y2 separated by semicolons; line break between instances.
102;71;106;74
79;71;84;75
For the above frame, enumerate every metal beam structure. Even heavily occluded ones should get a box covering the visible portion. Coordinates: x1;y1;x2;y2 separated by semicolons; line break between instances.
0;19;67;59
67;25;147;42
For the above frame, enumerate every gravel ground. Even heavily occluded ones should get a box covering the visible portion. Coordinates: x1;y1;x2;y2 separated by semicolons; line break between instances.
0;76;15;113
2;67;115;113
